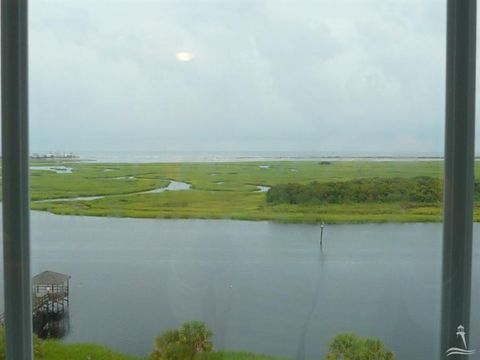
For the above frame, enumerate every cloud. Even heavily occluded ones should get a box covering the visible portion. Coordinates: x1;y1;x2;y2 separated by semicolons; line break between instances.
29;0;455;153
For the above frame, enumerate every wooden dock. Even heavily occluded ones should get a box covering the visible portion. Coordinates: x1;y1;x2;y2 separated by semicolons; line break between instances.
0;271;70;331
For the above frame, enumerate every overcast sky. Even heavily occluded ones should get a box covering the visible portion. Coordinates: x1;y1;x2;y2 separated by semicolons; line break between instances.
29;0;472;154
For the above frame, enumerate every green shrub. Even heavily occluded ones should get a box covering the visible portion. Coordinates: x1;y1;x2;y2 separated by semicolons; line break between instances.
150;321;213;360
326;333;395;360
267;177;445;204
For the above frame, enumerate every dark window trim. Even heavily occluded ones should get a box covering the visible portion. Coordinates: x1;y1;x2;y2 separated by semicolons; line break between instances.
441;0;477;356
1;0;32;358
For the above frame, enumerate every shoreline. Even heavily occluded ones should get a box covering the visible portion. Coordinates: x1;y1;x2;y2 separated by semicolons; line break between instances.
35;157;449;165
30;204;450;224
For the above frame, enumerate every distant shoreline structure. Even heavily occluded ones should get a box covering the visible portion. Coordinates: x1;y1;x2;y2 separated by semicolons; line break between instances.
30;152;79;160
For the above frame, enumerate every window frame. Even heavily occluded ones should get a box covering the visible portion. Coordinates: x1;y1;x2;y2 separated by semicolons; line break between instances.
0;0;477;359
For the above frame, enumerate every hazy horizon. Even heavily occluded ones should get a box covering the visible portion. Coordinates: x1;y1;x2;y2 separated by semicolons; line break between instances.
31;149;446;155
29;149;453;162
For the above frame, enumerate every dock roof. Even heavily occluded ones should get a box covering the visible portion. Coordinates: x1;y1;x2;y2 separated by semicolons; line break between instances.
33;271;70;285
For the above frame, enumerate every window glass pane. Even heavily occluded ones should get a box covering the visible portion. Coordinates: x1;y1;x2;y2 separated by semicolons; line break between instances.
28;1;456;359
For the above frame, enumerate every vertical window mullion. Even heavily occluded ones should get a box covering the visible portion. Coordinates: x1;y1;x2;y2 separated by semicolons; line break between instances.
441;0;477;357
1;0;33;359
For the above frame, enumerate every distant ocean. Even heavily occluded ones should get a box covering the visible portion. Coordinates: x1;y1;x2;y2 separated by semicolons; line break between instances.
67;150;446;163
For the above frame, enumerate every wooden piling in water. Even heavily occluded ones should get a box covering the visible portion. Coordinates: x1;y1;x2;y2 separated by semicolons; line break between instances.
320;222;325;248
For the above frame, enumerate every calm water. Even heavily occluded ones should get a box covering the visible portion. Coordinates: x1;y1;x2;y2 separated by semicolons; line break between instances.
34;181;192;203
3;212;480;359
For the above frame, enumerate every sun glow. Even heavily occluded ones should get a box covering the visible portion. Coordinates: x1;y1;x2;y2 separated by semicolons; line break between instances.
176;51;194;62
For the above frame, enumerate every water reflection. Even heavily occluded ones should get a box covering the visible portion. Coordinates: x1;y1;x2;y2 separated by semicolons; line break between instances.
296;248;326;359
34;310;70;339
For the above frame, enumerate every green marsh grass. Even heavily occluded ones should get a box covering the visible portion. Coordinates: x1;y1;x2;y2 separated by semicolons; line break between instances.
39;341;289;360
27;160;480;223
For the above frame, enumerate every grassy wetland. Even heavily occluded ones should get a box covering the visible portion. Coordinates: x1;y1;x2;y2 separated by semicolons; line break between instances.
26;159;480;223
